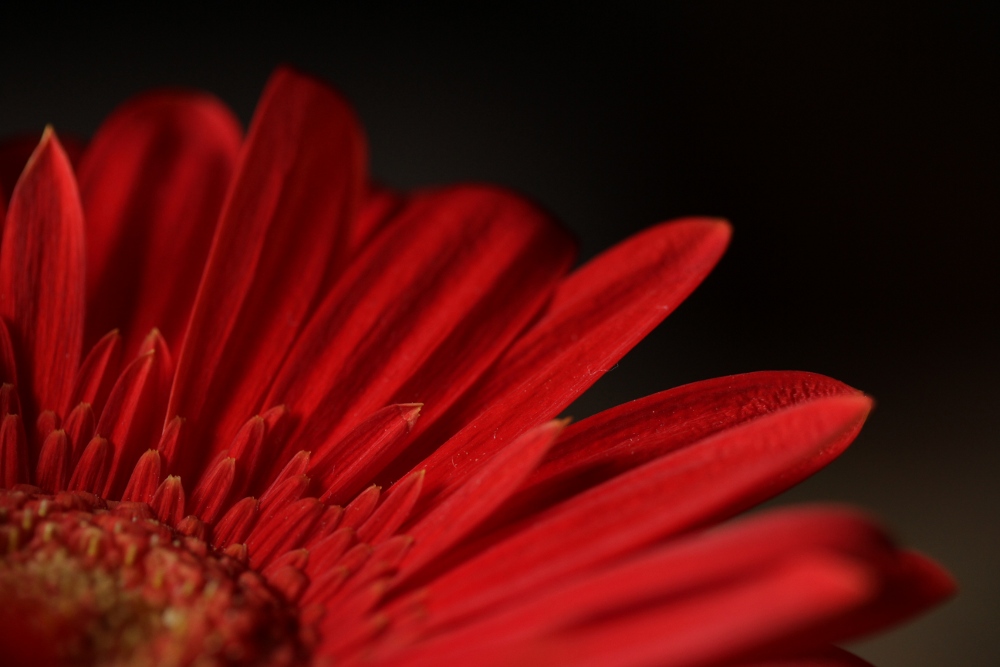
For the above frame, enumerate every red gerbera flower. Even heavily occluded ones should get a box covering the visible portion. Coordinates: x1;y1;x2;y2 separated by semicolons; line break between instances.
0;67;952;667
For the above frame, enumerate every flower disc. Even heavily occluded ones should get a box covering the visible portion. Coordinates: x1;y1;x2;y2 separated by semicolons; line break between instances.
0;488;305;666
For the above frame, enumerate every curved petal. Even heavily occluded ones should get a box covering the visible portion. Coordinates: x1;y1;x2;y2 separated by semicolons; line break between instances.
398;420;565;580
377;508;902;667
500;371;861;524
399;218;730;510
268;185;575;470
773;549;955;650
346;182;406;257
165;67;366;479
0;130;85;419
474;555;873;667
76;90;242;356
395;395;871;628
96;331;172;498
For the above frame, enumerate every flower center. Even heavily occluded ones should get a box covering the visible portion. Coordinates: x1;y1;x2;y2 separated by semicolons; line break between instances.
0;488;306;667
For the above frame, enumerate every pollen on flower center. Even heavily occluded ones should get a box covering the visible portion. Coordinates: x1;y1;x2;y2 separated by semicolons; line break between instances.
0;488;307;667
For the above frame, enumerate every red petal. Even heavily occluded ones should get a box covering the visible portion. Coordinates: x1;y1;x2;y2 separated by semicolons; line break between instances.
475;555;874;667
34;410;58;446
775;550;955;650
397;420;565;583
357;469;425;544
166;68;365;480
268;186;575;467
403;218;730;508
339;535;413;601
315;404;422;505
155;416;185;473
306;527;357;579
395;507;894;644
266;564;310;604
257;474;311;520
0;414;28;486
150;475;186;526
258;451;312;516
318;582;392;655
35;429;71;492
189;456;236;524
336;542;374;574
67;329;122;416
303;566;351;607
121;449;163;504
501;371;860;525
347;183;406;255
212;496;258;549
223;415;267;498
77;91;242;356
95;331;172;498
263;548;310;580
0;319;18;386
64;402;96;463
0;130;86;416
407;396;871;627
303;505;346;549
0;384;20;418
239;404;292;493
68;436;110;494
246;497;326;569
224;543;249;565
383;508;904;667
340;485;382;531
176;515;207;541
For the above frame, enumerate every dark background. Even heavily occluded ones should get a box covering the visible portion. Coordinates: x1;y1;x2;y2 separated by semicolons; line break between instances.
1;3;996;664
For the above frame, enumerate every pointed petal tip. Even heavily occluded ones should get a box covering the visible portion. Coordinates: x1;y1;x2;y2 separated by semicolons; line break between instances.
669;215;733;238
697;216;733;248
652;216;733;261
902;549;958;601
398;403;423;428
38;124;57;150
543;417;572;437
844;393;874;421
702;216;733;234
166;415;186;428
24;125;70;175
806;392;873;425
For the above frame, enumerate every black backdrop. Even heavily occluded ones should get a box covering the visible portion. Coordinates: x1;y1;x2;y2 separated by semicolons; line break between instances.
1;3;996;664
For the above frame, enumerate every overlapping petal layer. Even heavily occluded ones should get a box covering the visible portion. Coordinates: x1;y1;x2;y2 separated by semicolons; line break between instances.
0;66;951;667
77;90;242;357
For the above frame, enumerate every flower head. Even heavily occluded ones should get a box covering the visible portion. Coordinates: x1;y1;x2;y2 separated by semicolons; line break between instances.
0;67;952;666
